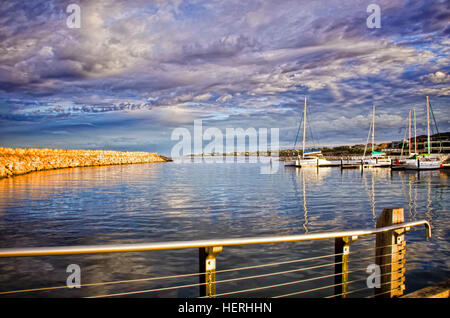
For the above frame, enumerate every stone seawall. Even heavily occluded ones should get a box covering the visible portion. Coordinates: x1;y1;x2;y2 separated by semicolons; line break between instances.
0;147;169;179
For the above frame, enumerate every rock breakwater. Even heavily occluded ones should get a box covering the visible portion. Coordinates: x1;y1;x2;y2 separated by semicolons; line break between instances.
0;147;169;179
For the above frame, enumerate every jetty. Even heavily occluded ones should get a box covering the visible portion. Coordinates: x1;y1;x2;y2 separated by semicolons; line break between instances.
0;147;169;179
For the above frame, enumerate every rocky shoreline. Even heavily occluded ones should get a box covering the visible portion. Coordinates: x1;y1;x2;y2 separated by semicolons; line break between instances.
0;147;170;179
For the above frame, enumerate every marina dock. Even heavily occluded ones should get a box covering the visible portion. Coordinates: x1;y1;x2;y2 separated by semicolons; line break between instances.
282;155;449;170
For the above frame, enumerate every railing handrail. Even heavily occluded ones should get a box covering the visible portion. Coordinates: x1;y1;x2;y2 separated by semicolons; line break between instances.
0;220;430;258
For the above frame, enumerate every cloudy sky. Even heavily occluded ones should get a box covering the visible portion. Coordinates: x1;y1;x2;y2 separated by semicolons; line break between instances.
0;0;449;155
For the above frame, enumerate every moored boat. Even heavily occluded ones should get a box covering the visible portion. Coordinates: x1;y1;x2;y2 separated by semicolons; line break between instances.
362;105;391;168
296;150;340;167
404;97;445;170
404;154;443;170
293;99;341;168
393;96;445;171
392;108;416;170
363;151;391;167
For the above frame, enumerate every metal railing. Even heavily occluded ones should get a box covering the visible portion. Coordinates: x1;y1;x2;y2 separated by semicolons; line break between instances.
0;208;431;298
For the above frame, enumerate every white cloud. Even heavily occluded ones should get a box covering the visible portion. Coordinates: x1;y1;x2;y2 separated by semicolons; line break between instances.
216;94;232;103
421;71;450;83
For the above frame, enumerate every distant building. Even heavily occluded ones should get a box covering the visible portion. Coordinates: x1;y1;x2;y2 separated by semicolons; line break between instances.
383;132;450;154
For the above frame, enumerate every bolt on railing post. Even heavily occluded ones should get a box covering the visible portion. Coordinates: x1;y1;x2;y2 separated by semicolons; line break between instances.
334;236;358;298
375;208;406;298
199;246;222;297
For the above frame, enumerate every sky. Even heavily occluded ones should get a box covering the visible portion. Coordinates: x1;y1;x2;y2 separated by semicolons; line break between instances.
0;0;449;156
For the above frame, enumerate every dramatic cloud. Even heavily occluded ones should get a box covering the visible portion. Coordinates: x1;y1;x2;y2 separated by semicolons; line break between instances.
422;71;450;84
0;0;449;154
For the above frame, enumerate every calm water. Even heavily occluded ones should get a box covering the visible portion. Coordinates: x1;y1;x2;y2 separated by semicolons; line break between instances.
0;160;448;297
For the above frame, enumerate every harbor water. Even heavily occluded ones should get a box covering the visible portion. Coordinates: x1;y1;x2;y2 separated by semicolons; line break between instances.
0;159;448;297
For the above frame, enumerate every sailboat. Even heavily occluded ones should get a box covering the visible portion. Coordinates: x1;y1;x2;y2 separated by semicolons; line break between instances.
284;99;305;167
284;97;313;167
362;105;391;167
392;108;418;170
403;96;444;170
284;152;297;166
293;97;340;167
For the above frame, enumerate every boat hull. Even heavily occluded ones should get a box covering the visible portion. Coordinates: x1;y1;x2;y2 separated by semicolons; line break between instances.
284;160;297;167
295;158;341;167
404;159;442;170
391;158;415;170
363;158;391;167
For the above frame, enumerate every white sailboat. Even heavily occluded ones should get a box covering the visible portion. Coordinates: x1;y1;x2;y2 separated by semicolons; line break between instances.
294;97;340;167
362;105;391;167
403;96;444;170
283;152;297;166
392;108;418;170
284;99;305;167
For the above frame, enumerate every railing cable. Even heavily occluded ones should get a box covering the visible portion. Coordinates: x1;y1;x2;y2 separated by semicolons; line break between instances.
325;271;404;298
0;271;206;295
87;281;208;298
0;246;403;296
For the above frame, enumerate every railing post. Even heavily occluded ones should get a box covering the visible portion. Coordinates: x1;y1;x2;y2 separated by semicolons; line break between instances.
375;208;406;298
335;236;357;298
199;246;222;297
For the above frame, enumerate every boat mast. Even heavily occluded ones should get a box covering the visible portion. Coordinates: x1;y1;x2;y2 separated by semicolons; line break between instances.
414;108;417;154
408;109;411;154
372;104;375;154
426;96;431;154
302;97;307;159
363;115;371;158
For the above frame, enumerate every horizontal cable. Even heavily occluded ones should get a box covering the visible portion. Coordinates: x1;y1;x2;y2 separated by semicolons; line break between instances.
367;286;402;298
350;243;398;254
0;271;205;295
213;260;343;285
215;252;344;274
215;269;403;299
0;284;69;296
0;252;345;295
326;286;372;298
205;243;400;278
325;270;404;298
209;272;346;298
271;277;370;298
326;280;398;298
89;263;382;298
89;262;354;298
87;281;208;298
348;251;405;265
203;266;372;298
0;244;405;296
366;279;403;298
272;270;405;299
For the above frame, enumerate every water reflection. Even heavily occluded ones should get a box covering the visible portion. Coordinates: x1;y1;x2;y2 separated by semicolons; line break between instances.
363;170;377;225
398;171;419;221
290;167;334;233
295;166;333;184
395;169;444;224
302;169;309;233
0;163;448;297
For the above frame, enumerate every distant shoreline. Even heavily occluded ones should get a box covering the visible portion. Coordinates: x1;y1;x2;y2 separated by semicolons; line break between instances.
0;147;171;179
